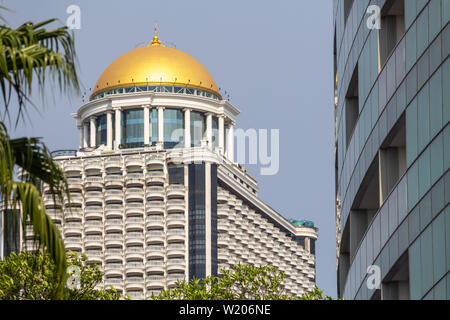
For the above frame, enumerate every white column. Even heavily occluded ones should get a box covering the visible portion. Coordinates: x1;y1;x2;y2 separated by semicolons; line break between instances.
226;122;234;162
218;115;224;154
78;125;83;150
157;106;164;145
184;108;191;148
143;105;150;146
205;162;212;276
206;113;213;150
106;111;113;150
90;117;97;148
114;108;121;150
83;123;89;148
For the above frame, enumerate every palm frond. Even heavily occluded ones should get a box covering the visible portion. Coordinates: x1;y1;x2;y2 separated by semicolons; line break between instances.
0;121;67;299
0;18;79;125
10;181;66;298
10;135;69;202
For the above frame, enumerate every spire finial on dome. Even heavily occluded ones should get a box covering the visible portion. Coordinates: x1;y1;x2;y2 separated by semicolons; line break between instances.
150;23;162;46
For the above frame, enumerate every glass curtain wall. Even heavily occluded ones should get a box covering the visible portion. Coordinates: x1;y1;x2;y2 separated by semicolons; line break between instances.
212;116;218;150
122;109;144;148
190;111;205;147
164;109;184;149
95;114;107;146
150;109;158;146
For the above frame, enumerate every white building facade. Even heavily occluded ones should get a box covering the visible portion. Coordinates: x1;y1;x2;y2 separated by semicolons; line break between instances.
38;32;318;299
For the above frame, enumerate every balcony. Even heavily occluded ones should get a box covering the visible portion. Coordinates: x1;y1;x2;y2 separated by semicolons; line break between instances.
127;291;144;300
217;234;229;247
62;208;82;219
146;289;163;299
166;214;184;228
125;217;144;231
166;185;185;198
43;197;61;208
145;171;165;185
67;178;83;190
84;236;103;248
217;205;229;218
217;190;228;203
146;215;164;229
104;234;123;247
84;221;103;234
125;202;144;215
145;186;164;200
145;261;164;273
85;206;103;219
64;161;83;172
105;219;123;232
218;263;229;272
145;231;164;244
125;173;144;187
125;156;143;168
217;221;229;232
145;246;164;259
85;176;103;189
125;278;145;291
145;156;164;167
167;274;185;287
105;174;123;187
167;245;185;258
85;191;103;205
146;276;165;289
65;238;82;251
166;259;185;272
105;204;123;218
167;230;185;242
218;249;229;262
84;160;102;171
166;199;185;213
125;233;144;246
105;270;123;279
105;158;122;170
146;201;165;214
85;250;103;263
125;247;144;261
125;263;144;275
105;249;123;261
104;278;123;290
125;188;144;202
64;222;82;236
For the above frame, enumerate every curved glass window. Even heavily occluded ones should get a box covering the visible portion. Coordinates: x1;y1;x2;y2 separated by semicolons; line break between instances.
212;116;218;150
164;109;184;149
95;114;107;146
190;111;205;147
122;109;144;148
91;85;220;101
150;109;158;146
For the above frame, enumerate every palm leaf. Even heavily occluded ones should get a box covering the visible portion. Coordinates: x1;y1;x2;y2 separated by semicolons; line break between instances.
0;18;79;125
0;122;67;299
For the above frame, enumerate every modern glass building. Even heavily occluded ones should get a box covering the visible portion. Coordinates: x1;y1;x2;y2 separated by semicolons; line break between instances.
25;30;318;299
334;0;449;299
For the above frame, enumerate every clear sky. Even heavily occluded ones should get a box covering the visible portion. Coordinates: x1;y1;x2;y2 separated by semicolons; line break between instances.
3;0;336;296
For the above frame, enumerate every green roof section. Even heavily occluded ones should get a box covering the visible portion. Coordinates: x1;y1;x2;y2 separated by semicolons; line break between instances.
288;219;315;228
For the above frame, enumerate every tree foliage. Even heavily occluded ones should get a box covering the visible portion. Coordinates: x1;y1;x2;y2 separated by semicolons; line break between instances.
153;263;335;300
0;250;124;300
0;10;80;299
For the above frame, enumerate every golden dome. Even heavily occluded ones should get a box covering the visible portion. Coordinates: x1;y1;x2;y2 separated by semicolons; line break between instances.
91;32;220;99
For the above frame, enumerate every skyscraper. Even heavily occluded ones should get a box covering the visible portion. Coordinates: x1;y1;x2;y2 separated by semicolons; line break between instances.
334;0;449;299
32;30;318;299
